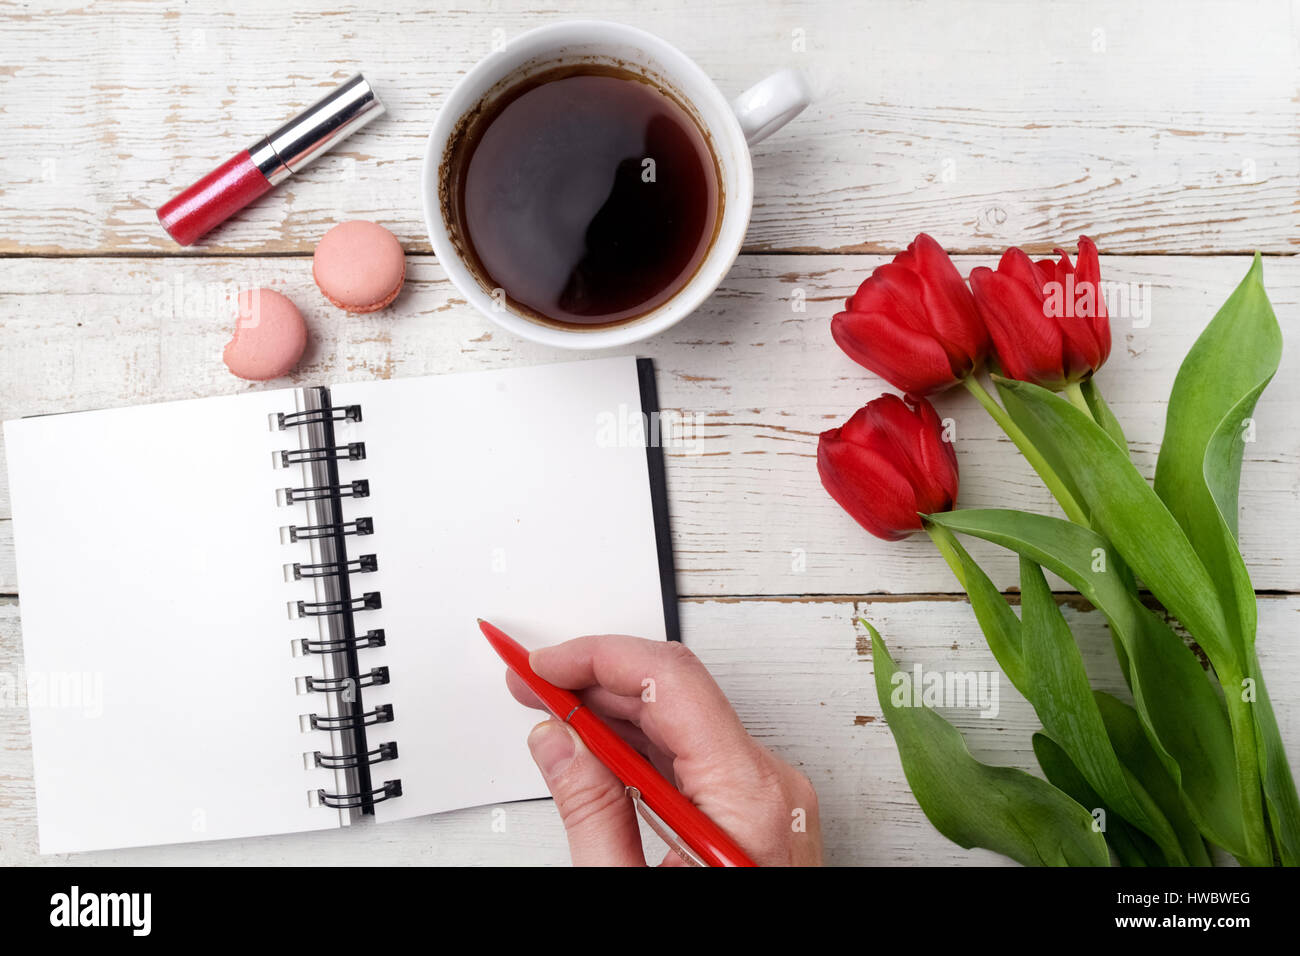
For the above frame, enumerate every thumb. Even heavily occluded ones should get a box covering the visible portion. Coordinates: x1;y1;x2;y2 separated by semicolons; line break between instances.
527;720;646;866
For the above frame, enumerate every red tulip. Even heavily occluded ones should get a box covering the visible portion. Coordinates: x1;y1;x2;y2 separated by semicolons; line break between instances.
968;236;1111;390
817;393;958;541
831;233;989;394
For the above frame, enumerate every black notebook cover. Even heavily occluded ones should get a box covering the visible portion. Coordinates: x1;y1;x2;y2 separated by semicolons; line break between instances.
636;357;682;645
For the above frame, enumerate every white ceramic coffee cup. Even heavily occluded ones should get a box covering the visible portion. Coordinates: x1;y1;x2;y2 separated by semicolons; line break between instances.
422;20;811;350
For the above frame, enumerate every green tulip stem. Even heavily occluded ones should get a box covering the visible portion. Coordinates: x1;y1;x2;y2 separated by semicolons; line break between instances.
924;520;967;591
962;375;1090;526
1063;381;1093;418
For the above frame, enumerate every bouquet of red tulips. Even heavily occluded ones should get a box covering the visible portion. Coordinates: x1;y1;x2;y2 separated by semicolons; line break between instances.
819;235;1297;866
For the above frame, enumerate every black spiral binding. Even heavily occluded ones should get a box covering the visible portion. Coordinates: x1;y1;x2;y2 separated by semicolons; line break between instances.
284;479;370;505
280;386;400;814
300;628;386;655
293;554;378;580
280;442;367;468
306;667;390;693
288;517;373;543
309;703;395;730
297;592;382;617
278;405;362;429
319;781;403;809
314;742;398;770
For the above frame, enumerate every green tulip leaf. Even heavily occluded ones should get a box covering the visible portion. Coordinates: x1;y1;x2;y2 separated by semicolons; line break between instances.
993;376;1234;668
1080;378;1129;453
1032;732;1160;867
1152;253;1299;865
1245;648;1299;865
989;376;1272;863
926;508;1247;858
1017;557;1188;864
867;622;1110;867
924;521;1026;693
1155;253;1279;582
1094;692;1212;867
990;380;1091;524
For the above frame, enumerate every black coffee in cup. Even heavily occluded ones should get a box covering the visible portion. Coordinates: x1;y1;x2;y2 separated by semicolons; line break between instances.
442;65;723;329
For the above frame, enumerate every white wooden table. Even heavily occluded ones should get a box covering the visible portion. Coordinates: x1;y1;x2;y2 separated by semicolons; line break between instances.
1;0;1297;866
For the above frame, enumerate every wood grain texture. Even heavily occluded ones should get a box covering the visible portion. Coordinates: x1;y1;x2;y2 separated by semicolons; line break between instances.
2;596;1296;865
0;0;1296;255
1;254;1295;596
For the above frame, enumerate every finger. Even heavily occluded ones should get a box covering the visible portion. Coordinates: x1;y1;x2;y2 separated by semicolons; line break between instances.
598;714;678;781
505;669;642;726
507;671;675;778
527;720;645;867
530;634;670;695
580;685;644;724
505;669;545;710
506;671;650;728
531;636;754;769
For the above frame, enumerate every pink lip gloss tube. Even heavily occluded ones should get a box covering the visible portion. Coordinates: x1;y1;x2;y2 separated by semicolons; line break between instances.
156;74;384;246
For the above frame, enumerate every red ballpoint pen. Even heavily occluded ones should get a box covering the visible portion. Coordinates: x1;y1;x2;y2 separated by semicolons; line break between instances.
478;619;757;867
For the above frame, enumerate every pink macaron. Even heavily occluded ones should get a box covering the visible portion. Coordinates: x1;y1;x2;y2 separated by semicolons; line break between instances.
222;288;308;381
312;220;406;313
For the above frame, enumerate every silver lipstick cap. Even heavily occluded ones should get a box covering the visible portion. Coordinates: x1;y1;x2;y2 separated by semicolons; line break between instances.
251;74;384;185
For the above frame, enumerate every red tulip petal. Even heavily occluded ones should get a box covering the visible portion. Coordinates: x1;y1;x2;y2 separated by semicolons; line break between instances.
841;393;911;446
1056;241;1099;369
997;247;1046;296
1051;249;1076;277
1074;239;1101;310
1074;236;1112;367
970;267;1067;388
1058;318;1104;381
841;235;987;383
858;398;930;488
837;392;909;442
909;394;959;506
1031;258;1058;287
1093;313;1112;368
852;396;945;516
904;234;989;370
817;427;923;540
832;311;961;394
1075;236;1099;278
846;263;933;335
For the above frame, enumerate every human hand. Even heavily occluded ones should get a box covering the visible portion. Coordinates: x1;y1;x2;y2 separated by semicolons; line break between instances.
505;635;823;866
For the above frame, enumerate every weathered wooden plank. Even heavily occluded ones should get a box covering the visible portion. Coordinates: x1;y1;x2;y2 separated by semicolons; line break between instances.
2;596;1296;865
0;0;1296;255
1;254;1296;596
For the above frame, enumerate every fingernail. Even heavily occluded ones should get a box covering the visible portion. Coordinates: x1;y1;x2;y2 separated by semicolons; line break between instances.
528;721;576;779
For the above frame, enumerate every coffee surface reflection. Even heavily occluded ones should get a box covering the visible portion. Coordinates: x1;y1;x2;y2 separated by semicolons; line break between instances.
448;67;722;329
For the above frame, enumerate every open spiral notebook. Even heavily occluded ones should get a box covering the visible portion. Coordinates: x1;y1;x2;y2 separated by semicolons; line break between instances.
4;355;679;854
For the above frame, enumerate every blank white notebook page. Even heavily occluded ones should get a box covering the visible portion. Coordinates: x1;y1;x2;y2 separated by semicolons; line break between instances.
328;355;669;822
5;390;344;853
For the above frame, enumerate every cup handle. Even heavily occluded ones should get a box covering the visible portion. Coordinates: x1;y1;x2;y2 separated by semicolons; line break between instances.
730;68;812;146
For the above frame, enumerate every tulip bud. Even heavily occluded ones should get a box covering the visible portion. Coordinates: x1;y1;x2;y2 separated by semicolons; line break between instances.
968;236;1111;390
817;393;958;541
831;233;989;394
